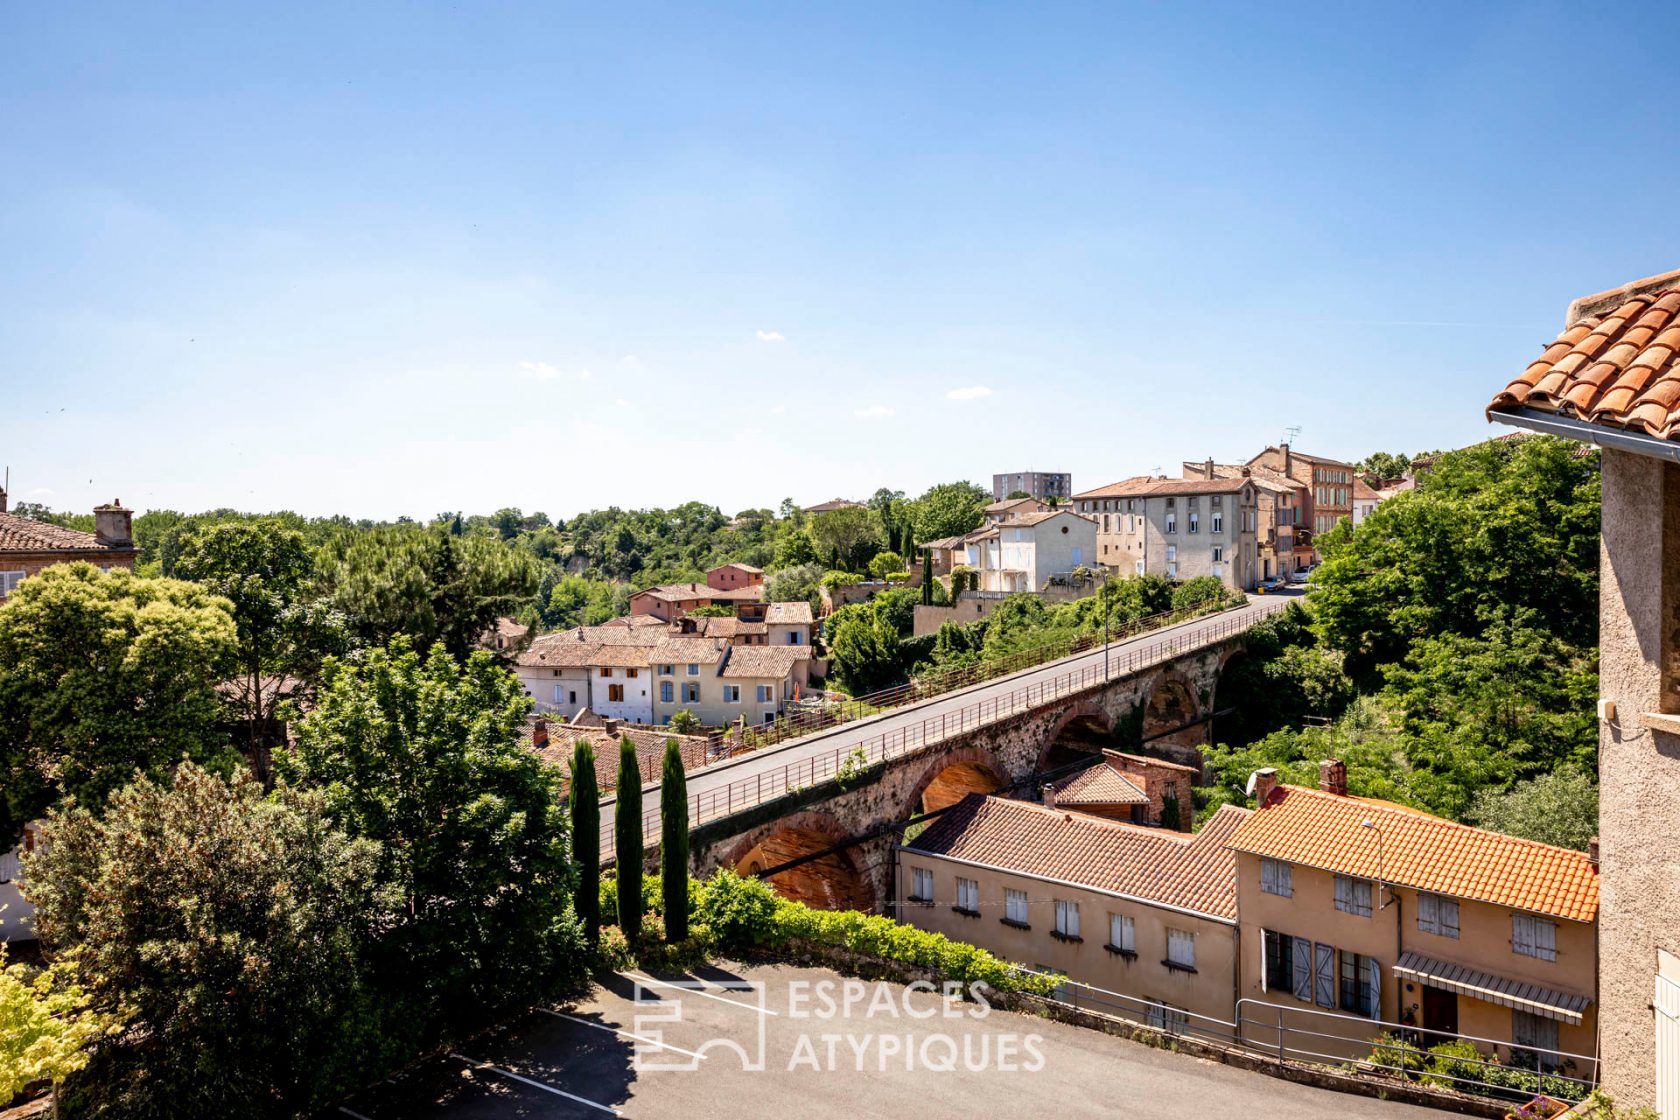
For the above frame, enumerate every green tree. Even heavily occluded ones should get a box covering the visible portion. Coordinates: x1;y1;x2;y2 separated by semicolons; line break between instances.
825;602;904;694
1469;769;1599;851
0;945;125;1107
0;564;240;847
1170;575;1227;612
669;709;702;735
280;639;583;1046
1357;451;1411;481
911;481;989;541
764;562;824;607
867;550;905;580
570;740;601;947
315;525;540;661
773;530;821;569
29;763;386;1119
661;739;690;941
616;737;645;940
808;506;884;571
1004;489;1032;500
171;520;349;760
920;548;935;606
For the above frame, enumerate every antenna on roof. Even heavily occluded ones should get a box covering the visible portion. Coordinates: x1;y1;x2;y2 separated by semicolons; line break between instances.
1283;425;1302;446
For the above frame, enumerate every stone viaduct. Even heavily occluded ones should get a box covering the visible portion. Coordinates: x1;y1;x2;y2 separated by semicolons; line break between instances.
686;635;1249;912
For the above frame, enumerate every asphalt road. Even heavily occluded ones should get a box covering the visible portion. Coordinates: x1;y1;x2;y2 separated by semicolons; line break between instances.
599;592;1299;857
336;960;1445;1120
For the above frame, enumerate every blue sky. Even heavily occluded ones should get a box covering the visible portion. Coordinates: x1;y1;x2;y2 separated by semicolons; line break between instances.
4;2;1679;520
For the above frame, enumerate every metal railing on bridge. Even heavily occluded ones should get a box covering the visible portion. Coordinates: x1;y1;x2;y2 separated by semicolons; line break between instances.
612;596;1292;856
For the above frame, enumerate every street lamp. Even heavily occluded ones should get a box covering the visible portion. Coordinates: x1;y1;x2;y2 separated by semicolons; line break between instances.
1100;567;1112;681
1361;819;1391;909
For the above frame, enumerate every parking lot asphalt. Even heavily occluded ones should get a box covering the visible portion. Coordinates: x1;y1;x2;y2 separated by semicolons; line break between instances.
335;961;1451;1120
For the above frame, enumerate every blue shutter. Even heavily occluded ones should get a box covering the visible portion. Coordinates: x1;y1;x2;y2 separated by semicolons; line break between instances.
1292;937;1312;1001
1314;943;1336;1009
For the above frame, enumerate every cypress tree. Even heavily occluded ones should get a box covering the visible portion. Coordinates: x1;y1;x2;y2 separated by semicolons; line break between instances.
615;735;644;941
920;548;935;606
569;739;600;946
660;738;690;941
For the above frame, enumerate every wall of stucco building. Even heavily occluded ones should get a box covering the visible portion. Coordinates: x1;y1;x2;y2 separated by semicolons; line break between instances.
518;665;593;716
893;848;1237;1027
1596;447;1680;1110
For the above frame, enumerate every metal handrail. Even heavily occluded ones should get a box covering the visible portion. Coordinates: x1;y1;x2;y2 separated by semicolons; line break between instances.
607;596;1291;856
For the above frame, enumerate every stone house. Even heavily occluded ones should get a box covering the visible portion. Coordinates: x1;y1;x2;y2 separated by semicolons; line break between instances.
1484;266;1680;1112
0;493;137;598
896;795;1250;1033
967;509;1097;594
1228;764;1599;1071
1048;749;1196;830
1247;445;1357;547
628;581;762;622
1181;459;1311;578
1073;476;1260;591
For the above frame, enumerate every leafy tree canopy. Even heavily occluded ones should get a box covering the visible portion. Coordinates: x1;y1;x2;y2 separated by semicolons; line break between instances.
910;481;989;542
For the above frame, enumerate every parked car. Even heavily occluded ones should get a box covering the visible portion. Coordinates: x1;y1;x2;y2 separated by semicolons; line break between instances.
1257;577;1286;593
1287;566;1313;584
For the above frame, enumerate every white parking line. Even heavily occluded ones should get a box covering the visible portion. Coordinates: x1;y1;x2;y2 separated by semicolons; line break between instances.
338;1108;375;1120
449;1053;623;1116
538;1007;709;1060
623;971;779;1016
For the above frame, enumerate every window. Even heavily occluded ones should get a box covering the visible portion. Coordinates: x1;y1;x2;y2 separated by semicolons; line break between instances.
1334;875;1373;918
0;571;24;596
687;663;700;675
1145;1000;1190;1035
1212;495;1223;509
626;668;640;679
1053;899;1081;940
1513;1010;1560;1055
757;685;772;703
1260;858;1292;897
1108;913;1136;955
1339;951;1380;1018
682;682;699;703
955;877;979;915
1166;544;1177;562
607;684;625;703
723;685;740;703
1102;514;1110;532
1513;914;1558;961
1417;893;1460;939
1004;888;1029;927
1135;560;1144;576
1212;512;1223;534
599;667;613;677
660;664;674;676
1188;512;1199;534
1211;545;1224;563
910;867;934;904
1263;929;1298;994
661;682;674;703
1166;928;1196;971
1165;514;1177;534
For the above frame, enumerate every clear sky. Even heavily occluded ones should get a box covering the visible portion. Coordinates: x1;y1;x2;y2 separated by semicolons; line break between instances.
5;2;1680;521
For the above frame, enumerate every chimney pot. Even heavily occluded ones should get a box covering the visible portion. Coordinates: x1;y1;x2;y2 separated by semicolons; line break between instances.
93;499;133;548
603;717;619;735
1589;836;1600;869
1319;759;1348;797
1041;782;1056;809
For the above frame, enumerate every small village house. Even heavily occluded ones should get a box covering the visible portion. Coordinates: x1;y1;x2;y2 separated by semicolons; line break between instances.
0;491;137;598
965;509;1097;594
1226;763;1599;1074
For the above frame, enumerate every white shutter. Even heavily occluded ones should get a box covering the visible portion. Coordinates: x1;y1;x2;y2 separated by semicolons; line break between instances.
1536;919;1558;961
1441;898;1460;938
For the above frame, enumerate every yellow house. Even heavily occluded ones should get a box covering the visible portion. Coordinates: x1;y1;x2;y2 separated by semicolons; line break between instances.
1226;763;1599;1080
896;793;1251;1037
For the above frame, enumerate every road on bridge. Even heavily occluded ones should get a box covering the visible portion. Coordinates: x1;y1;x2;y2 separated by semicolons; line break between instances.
599;591;1299;860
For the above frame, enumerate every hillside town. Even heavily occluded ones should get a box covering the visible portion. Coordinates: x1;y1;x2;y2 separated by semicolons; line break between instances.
10;6;1680;1120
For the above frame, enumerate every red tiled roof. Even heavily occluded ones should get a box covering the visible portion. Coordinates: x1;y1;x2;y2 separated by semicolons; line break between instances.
1226;785;1599;924
529;716;712;794
764;600;813;625
1075;476;1252;500
1052;765;1148;806
1489;268;1680;440
908;795;1251;921
634;582;763;603
719;645;806;679
0;513;129;554
804;498;864;513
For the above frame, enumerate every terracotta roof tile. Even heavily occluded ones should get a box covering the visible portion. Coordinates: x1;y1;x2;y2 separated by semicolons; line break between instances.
1075;476;1254;500
1051;765;1148;806
635;582;763;604
908;795;1251;921
764;600;813;624
719;645;806;679
1489;268;1680;440
0;513;130;554
1226;785;1599;924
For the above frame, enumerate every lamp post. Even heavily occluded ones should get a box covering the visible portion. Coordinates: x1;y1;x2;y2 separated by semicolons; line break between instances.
1101;567;1112;682
1361;819;1390;909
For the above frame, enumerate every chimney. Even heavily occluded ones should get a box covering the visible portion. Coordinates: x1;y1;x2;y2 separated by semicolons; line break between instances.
1041;782;1057;809
1251;767;1278;806
1589;836;1600;870
603;717;619;736
531;719;549;749
94;500;133;548
1319;758;1348;797
0;485;7;513
1204;457;1214;478
1283;443;1293;473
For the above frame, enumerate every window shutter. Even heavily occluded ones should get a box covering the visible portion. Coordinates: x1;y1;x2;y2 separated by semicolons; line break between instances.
1292;937;1313;1002
1260;932;1270;992
1314;943;1336;1009
1513;914;1535;956
1334;876;1351;911
1442;898;1460;938
1537;919;1557;961
1364;956;1381;1020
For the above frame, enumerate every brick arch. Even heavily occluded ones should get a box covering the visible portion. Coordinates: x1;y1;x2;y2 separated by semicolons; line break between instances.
904;744;1010;816
1035;699;1115;769
722;809;876;912
1142;667;1204;761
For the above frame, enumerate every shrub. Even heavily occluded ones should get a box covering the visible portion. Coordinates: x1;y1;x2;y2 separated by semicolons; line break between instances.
669;709;703;735
696;870;780;949
822;570;863;590
1170;575;1229;612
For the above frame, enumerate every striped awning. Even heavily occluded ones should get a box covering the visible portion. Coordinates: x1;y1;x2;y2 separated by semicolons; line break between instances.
1394;951;1592;1025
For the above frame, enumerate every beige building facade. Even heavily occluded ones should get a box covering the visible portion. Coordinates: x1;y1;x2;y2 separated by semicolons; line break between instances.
1073;476;1260;591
